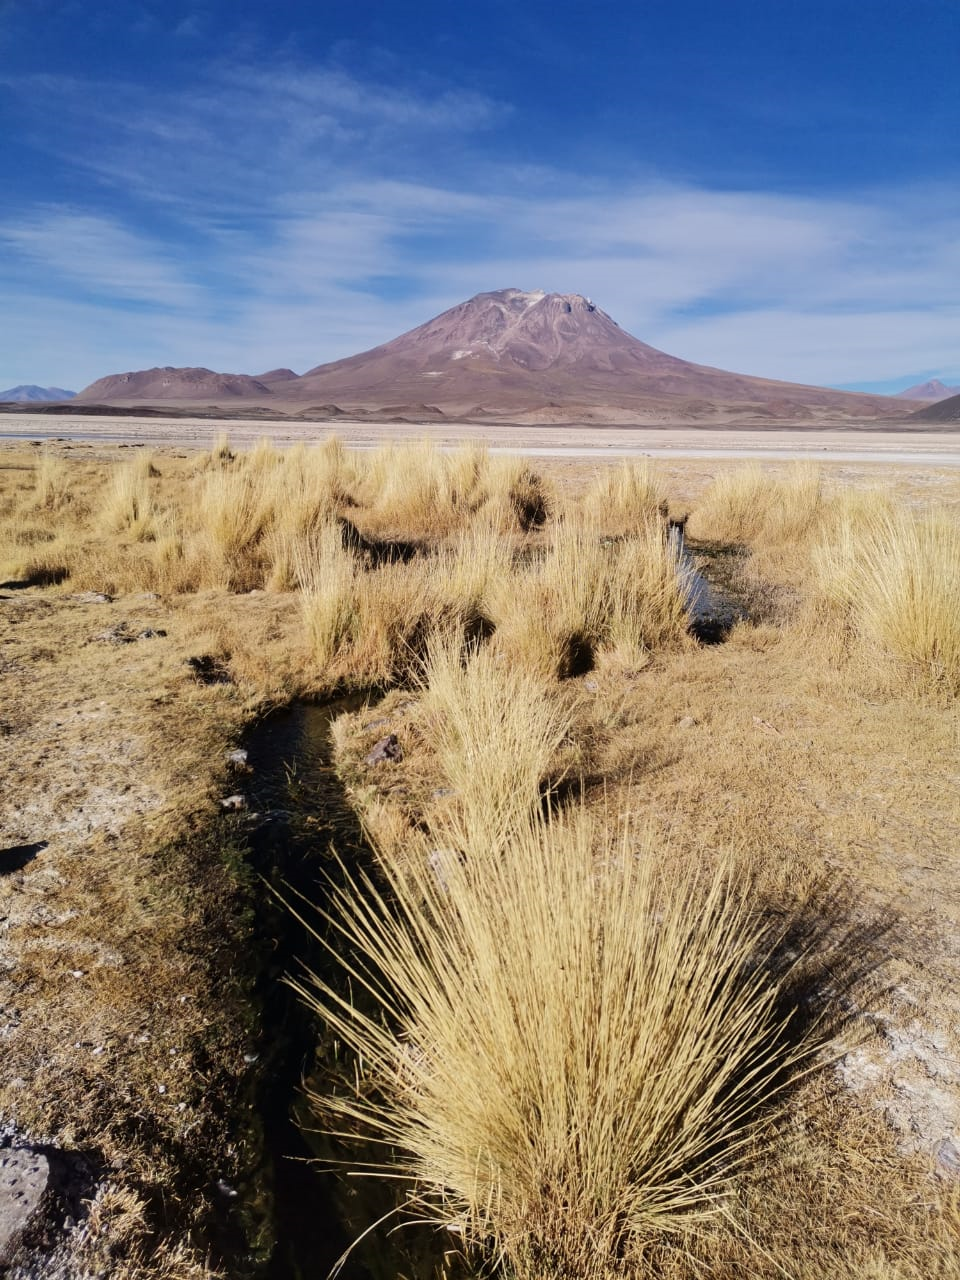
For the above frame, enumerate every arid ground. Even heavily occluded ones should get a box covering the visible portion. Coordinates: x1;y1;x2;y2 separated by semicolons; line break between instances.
1;434;958;1278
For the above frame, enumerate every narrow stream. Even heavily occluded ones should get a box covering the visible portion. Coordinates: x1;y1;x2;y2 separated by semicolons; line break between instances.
240;695;376;1280
672;526;750;641
239;698;460;1280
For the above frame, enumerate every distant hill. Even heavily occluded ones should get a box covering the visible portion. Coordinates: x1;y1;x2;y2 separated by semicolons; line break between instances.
0;384;76;402
76;290;905;422
910;392;960;423
76;366;274;403
895;379;960;402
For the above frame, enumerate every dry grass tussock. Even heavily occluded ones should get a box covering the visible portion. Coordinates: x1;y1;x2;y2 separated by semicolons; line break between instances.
582;457;667;533
686;461;824;546
295;805;818;1280
490;514;692;677
688;462;960;694
812;504;960;694
411;632;575;844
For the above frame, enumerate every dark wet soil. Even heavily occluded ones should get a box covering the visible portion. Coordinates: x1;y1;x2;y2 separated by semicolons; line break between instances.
239;698;464;1280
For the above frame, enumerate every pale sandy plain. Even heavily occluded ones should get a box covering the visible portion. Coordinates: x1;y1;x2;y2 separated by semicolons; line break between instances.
2;411;959;466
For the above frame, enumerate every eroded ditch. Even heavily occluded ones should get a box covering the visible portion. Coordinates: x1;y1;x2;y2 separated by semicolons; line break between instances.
236;697;462;1280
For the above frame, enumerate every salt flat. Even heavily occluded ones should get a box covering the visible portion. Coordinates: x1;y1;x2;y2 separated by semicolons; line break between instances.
1;411;958;466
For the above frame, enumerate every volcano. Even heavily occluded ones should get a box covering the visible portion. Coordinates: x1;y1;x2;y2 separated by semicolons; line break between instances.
76;289;903;421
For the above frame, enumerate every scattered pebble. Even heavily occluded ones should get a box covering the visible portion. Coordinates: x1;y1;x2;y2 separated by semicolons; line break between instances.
677;715;697;730
226;748;249;767
220;794;247;812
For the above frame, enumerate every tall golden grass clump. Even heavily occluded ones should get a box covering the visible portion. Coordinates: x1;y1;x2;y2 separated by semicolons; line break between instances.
584;459;665;533
687;462;823;546
296;522;361;673
413;633;574;842
352;440;488;536
33;449;71;511
194;468;272;589
297;808;813;1279
100;455;158;539
492;514;690;677
813;505;960;693
603;519;692;664
349;441;550;537
431;524;516;631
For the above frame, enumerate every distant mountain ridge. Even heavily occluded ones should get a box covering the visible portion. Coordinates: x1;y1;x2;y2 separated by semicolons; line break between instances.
895;379;960;402
77;367;278;402
75;289;906;421
0;384;76;402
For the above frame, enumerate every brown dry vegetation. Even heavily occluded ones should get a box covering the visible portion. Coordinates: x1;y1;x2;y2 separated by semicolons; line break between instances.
1;440;959;1278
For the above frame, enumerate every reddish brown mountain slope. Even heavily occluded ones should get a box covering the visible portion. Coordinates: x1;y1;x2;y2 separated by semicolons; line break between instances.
76;290;904;420
294;290;898;417
76;367;275;402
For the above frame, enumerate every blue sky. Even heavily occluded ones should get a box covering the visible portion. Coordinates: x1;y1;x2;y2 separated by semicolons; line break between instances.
1;0;958;393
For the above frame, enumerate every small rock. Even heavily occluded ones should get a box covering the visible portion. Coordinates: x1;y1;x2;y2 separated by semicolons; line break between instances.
216;1178;238;1199
73;591;112;604
220;794;247;812
226;748;249;768
136;628;166;640
583;678;599;693
0;1148;50;1265
677;716;697;731
90;622;136;645
936;1137;960;1176
364;733;403;766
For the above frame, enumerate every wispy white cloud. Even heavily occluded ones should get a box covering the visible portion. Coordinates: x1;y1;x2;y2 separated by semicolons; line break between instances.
2;54;959;389
0;209;203;307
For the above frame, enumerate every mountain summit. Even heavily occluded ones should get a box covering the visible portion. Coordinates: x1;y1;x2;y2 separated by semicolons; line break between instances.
0;384;76;402
293;288;897;418
302;289;683;379
76;289;903;421
895;379;960;402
